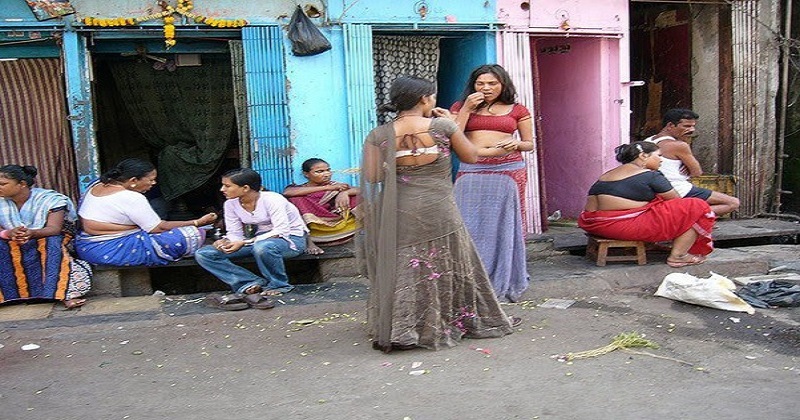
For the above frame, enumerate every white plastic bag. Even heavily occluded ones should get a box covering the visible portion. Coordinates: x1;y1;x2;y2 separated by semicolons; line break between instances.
655;271;755;314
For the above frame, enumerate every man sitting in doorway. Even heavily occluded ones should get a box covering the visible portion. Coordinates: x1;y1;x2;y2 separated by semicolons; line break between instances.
645;108;740;216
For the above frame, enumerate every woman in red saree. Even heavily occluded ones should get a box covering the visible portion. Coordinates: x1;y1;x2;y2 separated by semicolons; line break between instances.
578;142;715;267
283;158;360;254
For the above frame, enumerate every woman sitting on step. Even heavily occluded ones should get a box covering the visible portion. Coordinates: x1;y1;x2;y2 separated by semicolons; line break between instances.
283;158;360;255
578;142;716;267
76;158;217;267
0;165;91;309
195;168;309;304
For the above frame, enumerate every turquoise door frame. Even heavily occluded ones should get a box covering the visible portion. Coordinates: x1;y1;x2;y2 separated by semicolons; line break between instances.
62;30;100;193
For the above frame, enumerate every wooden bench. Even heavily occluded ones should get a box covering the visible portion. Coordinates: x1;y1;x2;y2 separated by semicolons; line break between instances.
585;235;647;267
91;244;357;297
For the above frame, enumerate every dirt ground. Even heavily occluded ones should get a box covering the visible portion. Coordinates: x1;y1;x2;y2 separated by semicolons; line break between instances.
2;283;798;420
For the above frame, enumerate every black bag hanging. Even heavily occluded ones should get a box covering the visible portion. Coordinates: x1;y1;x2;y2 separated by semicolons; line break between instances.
287;6;332;57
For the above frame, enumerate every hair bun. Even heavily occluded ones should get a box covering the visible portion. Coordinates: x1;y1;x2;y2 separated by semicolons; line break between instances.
379;103;398;113
22;165;38;177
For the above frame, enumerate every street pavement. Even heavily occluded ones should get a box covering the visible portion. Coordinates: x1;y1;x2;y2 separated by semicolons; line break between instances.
1;243;799;419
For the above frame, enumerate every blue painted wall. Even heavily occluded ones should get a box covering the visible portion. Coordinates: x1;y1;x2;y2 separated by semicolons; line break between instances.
2;0;500;187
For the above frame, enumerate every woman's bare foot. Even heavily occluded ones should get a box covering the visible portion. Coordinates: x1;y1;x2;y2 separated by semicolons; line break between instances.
63;298;86;310
306;243;324;255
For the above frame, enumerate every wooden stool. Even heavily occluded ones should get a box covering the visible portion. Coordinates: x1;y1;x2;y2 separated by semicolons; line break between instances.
585;235;647;267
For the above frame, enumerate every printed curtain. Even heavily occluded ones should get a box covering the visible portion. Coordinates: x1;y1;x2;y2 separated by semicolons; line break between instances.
373;36;441;124
107;56;234;201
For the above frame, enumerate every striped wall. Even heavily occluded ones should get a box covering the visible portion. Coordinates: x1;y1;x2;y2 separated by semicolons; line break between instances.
0;58;79;201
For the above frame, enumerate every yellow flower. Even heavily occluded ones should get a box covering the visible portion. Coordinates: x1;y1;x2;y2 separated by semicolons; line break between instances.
164;16;175;24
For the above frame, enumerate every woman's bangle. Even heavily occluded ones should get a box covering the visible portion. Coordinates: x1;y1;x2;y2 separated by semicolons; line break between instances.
192;220;198;227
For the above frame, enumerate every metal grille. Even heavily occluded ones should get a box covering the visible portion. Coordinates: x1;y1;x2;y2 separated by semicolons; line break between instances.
731;0;778;216
343;24;377;185
242;26;292;192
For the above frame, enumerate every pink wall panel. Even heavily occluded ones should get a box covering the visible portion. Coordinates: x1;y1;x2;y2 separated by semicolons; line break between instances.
498;0;628;32
535;37;605;218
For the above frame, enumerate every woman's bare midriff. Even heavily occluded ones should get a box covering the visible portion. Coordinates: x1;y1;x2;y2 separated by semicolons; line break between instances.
80;218;140;236
467;130;515;157
584;195;650;212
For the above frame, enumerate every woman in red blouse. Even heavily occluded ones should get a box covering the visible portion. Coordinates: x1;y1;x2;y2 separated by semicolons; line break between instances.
448;64;533;303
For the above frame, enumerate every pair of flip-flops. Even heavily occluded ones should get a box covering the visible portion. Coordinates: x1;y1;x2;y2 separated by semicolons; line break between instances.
206;293;275;311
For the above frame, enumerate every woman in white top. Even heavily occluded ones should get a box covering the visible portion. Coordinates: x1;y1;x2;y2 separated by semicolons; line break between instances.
75;158;217;266
195;168;308;303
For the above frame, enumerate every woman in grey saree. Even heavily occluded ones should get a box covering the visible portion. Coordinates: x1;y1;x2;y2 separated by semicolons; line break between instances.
360;76;514;352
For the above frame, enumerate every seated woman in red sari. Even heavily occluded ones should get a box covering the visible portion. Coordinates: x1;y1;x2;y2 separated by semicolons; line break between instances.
578;141;716;267
283;158;360;254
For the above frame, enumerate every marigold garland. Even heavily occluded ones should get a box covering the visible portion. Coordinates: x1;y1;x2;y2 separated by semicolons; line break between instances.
81;0;248;49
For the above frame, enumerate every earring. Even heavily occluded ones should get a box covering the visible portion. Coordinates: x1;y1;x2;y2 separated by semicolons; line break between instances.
131;183;137;188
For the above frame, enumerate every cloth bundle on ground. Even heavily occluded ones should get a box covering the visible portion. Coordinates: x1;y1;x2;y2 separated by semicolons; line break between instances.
0;188;91;303
736;280;800;308
655;271;755;314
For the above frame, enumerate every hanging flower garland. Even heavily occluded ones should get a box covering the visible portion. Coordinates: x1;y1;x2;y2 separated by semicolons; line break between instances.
81;0;248;49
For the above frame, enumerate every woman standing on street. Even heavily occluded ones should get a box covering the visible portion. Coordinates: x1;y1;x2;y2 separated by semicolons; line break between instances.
361;76;516;352
449;64;533;302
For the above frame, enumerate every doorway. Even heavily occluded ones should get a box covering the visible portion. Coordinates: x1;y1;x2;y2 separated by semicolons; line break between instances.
91;49;240;220
531;36;622;219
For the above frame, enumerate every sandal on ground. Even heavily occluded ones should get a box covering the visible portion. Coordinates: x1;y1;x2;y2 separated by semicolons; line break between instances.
63;298;86;310
509;316;523;328
243;293;275;310
666;254;706;268
206;293;249;311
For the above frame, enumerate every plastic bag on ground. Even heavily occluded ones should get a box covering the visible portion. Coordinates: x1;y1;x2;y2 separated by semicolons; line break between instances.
654;271;755;314
735;280;800;308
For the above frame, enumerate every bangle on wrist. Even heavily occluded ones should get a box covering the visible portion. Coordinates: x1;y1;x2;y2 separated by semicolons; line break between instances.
192;220;198;227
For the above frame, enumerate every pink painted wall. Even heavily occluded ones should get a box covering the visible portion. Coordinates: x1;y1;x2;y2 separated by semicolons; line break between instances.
496;0;630;220
498;0;628;33
535;37;620;218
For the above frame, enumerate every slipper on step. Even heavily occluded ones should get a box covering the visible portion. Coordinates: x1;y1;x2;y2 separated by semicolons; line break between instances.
243;293;275;310
666;254;706;268
206;293;249;311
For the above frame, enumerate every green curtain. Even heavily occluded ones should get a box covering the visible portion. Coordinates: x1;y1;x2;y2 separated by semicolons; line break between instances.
108;56;234;201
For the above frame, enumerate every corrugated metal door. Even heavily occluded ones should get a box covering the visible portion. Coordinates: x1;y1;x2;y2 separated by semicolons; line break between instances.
242;26;291;192
343;24;376;183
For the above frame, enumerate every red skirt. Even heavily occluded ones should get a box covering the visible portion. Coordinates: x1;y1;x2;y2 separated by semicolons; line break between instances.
578;197;715;255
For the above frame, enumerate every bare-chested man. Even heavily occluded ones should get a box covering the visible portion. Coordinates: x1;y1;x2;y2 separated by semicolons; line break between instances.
645;108;739;216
